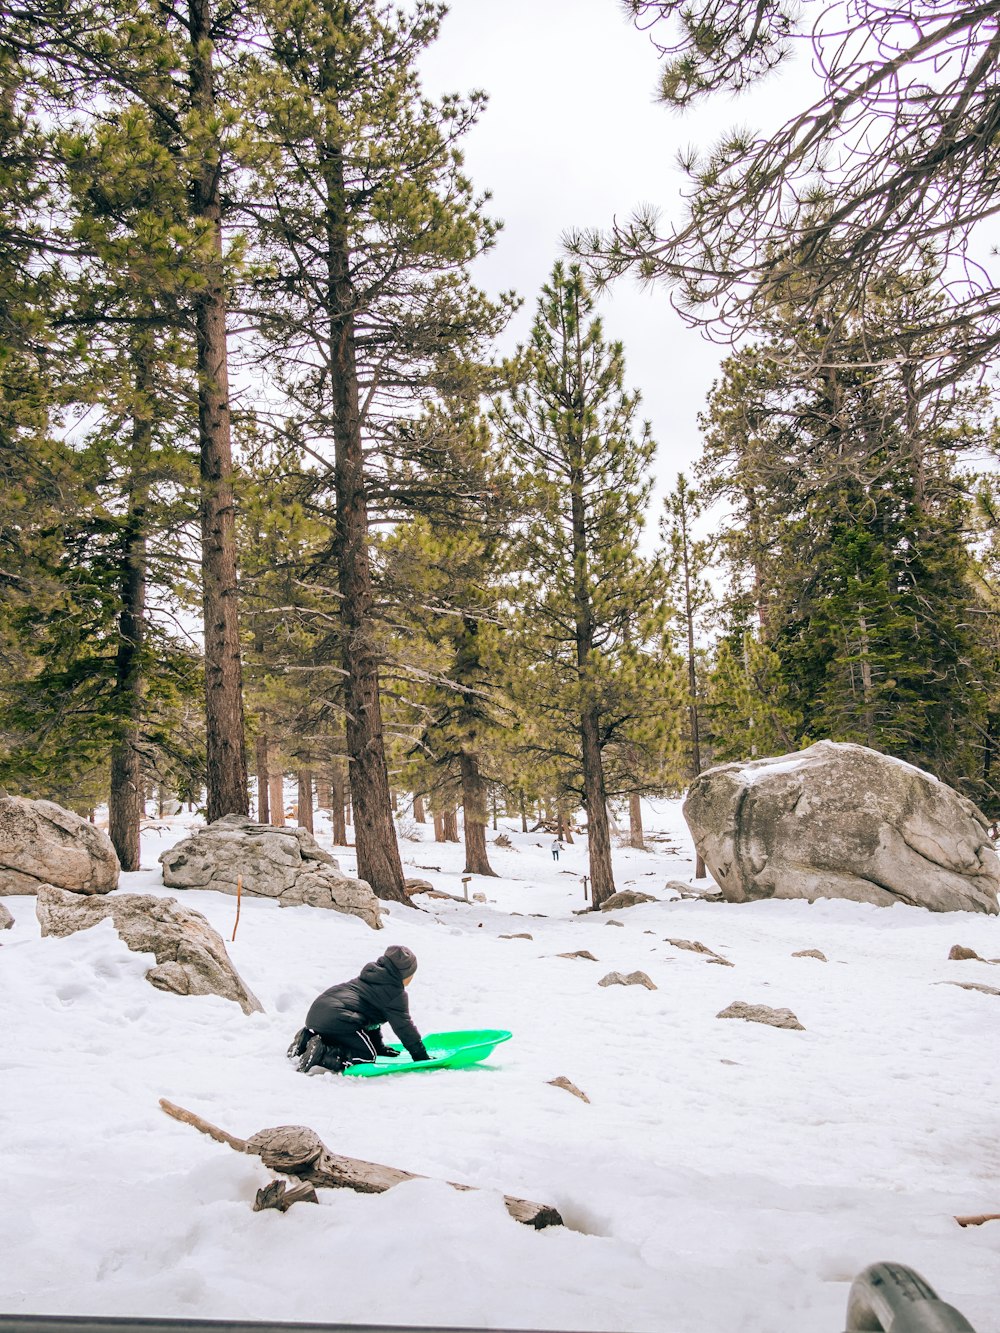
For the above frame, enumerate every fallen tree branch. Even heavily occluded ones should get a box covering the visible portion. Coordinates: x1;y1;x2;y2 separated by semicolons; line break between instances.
955;1212;1000;1228
158;1098;562;1229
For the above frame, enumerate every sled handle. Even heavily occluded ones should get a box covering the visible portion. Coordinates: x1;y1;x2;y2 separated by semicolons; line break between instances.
845;1262;977;1332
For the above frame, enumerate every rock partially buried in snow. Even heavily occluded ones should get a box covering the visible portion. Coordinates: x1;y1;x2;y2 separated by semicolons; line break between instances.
548;1076;590;1103
948;944;1000;963
717;1001;804;1030
792;949;828;962
0;794;119;896
684;740;1000;914
598;970;657;990
36;885;263;1014
0;902;13;930
159;815;382;929
665;937;732;966
599;890;658;911
938;980;1000;997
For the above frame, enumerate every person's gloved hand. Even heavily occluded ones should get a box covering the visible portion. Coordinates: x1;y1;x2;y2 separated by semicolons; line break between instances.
411;1045;431;1063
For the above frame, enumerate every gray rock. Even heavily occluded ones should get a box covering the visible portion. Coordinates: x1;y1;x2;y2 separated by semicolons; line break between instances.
35;885;263;1014
599;890;658;911
717;1001;804;1030
598;970;657;990
684;740;1000;914
556;950;598;961
0;901;13;930
159;814;382;929
0;794;120;896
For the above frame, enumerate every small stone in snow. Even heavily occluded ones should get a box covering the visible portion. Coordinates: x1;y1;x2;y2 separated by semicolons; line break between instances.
557;950;598;961
548;1076;591;1103
598;970;657;991
792;949;827;961
499;933;533;940
717;1001;804;1030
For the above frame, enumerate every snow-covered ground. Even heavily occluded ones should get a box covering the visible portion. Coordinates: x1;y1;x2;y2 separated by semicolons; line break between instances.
2;798;999;1332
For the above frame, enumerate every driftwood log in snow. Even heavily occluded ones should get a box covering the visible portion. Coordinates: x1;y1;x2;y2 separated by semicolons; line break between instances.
955;1212;1000;1228
159;1099;562;1229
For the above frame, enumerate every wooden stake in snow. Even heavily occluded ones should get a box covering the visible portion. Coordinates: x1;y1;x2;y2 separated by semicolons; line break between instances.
231;874;242;942
158;1099;562;1228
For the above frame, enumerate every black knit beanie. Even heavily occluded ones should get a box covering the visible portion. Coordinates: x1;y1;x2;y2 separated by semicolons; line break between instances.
382;944;418;979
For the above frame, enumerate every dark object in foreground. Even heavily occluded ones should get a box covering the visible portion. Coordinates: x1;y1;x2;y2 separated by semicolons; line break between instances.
158;1098;562;1229
845;1261;977;1331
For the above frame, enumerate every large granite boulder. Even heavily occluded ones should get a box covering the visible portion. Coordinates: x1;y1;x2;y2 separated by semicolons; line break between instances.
159;814;383;929
0;793;120;895
684;740;1000;915
36;885;263;1014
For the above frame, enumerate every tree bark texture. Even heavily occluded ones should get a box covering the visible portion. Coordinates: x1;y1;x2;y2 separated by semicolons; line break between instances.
443;807;460;842
433;811;445;842
315;777;332;809
412;794;426;823
330;766;347;845
321;116;406;902
189;0;248;822
297;769;314;833
108;346;151;872
629;792;645;850
459;750;497;876
255;731;270;824
268;770;285;826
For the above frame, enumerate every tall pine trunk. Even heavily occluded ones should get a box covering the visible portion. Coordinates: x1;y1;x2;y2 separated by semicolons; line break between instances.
189;0;248;822
255;730;270;823
108;351;151;871
629;791;645;850
412;793;426;823
443;808;459;842
330;765;347;844
297;769;314;833
569;349;615;904
268;770;285;826
459;750;497;876
321;118;406;902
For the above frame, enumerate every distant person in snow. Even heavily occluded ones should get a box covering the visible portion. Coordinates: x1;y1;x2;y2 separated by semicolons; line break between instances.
552;838;562;861
288;944;430;1073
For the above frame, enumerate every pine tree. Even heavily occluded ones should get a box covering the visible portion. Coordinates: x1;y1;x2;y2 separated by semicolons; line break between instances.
245;0;510;899
493;262;670;908
662;472;715;873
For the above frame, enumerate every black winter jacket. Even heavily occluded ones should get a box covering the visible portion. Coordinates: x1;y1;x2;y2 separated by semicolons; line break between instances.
305;954;429;1061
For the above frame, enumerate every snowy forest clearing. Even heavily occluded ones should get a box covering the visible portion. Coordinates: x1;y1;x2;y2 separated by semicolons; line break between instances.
3;799;1000;1333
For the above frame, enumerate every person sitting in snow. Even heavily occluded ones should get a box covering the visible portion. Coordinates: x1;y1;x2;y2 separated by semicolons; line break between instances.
288;944;431;1073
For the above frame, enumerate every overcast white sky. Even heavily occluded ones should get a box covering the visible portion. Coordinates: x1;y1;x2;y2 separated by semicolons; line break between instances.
418;0;813;516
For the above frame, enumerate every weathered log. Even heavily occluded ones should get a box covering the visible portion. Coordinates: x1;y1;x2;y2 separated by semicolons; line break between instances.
159;1099;562;1229
955;1212;1000;1227
254;1178;319;1212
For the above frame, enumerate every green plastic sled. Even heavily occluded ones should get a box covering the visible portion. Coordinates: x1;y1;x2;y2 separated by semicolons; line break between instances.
342;1028;512;1077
